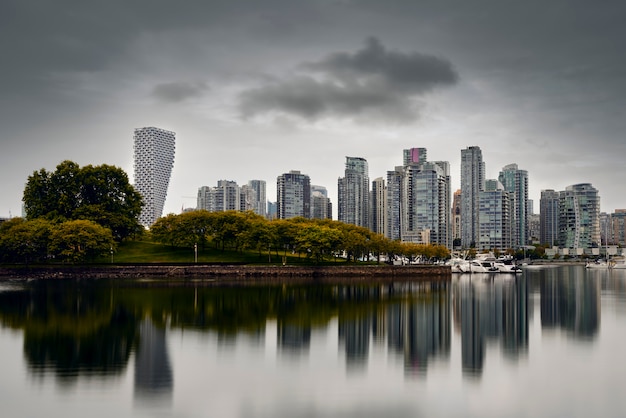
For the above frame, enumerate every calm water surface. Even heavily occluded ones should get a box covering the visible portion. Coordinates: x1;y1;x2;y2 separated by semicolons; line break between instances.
0;265;625;417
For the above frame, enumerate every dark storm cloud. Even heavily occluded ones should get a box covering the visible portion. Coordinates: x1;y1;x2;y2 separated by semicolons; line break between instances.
152;82;209;103
239;38;458;122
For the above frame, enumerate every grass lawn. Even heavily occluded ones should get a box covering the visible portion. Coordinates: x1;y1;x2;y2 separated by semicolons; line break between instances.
101;240;351;265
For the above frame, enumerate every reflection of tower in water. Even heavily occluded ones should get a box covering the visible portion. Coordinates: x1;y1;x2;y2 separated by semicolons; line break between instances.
455;276;529;378
540;267;600;339
134;318;173;404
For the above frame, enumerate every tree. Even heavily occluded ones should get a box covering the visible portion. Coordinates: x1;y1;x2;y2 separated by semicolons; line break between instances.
48;220;115;263
0;218;53;263
23;161;143;241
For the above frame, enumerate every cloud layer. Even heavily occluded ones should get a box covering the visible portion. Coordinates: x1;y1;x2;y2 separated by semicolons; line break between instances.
239;38;458;122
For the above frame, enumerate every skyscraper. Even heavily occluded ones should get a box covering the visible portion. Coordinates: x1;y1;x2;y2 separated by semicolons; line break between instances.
386;167;404;240
247;180;267;217
461;146;485;248
559;183;600;249
338;157;370;228
370;177;387;236
402;161;450;246
277;170;311;219
133;127;175;228
311;185;332;220
540;189;560;246
452;189;462;247
498;163;529;248
478;179;511;250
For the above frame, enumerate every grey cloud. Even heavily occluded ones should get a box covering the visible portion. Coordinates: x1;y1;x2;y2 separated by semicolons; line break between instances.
152;82;209;103
239;38;458;122
303;37;458;93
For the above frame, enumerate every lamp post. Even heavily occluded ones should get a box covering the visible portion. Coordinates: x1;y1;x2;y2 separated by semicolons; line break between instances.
194;242;198;263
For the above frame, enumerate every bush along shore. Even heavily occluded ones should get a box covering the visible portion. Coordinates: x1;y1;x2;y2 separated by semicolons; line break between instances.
0;264;451;284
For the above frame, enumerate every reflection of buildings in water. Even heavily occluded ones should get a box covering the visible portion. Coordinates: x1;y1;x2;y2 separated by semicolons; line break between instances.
404;291;451;375
540;267;600;339
338;315;370;369
460;280;483;377
454;276;529;377
134;318;173;403
382;284;451;376
277;321;311;354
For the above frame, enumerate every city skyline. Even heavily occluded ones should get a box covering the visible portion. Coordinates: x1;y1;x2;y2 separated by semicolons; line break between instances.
2;2;626;219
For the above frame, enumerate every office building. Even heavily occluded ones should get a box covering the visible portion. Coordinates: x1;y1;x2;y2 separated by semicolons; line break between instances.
133;127;175;228
277;170;311;219
338;157;370;228
461;146;485;248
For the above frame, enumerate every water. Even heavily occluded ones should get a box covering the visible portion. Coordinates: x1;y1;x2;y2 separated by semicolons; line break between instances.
0;265;625;417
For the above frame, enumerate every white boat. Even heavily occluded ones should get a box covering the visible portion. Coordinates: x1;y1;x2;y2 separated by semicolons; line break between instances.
494;258;523;273
446;257;471;273
585;259;611;269
468;259;499;273
611;259;626;269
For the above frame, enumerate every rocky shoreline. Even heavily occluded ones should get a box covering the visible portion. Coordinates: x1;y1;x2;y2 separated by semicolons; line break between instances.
0;264;450;284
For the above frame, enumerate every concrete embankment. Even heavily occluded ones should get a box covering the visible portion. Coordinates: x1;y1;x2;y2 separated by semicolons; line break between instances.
0;264;450;284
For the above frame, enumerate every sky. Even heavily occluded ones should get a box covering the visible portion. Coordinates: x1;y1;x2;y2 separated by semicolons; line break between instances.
2;1;626;219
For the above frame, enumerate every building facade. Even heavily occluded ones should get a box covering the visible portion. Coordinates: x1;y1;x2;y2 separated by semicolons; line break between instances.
277;170;311;219
311;185;332;220
370;177;387;236
338;157;370;228
558;183;600;249
247;180;267;217
133;127;176;228
452;189;462;247
478;180;511;250
540;189;560;246
460;146;485;248
498;163;528;248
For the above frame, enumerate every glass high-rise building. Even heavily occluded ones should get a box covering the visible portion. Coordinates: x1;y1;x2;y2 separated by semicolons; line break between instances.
370;177;387;236
461;146;485;248
478;180;511;250
311;185;332;220
338;157;370;228
540;189;560;246
558;183;600;249
277;170;311;219
498;163;529;248
133;127;175;228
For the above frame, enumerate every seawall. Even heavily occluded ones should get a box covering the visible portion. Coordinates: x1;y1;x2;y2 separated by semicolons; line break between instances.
0;264;451;284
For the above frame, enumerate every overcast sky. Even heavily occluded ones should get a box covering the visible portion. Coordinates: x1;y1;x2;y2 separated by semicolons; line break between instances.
2;1;625;219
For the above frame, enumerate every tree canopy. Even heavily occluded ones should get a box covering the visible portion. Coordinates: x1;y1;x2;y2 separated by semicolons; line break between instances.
23;160;143;241
149;211;450;264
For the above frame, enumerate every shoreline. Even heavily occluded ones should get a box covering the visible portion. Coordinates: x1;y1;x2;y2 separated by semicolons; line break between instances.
0;264;451;284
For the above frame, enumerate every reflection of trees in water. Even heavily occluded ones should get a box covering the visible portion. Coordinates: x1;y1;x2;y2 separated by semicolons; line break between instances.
540;267;600;339
0;281;137;383
452;276;529;378
0;279;452;381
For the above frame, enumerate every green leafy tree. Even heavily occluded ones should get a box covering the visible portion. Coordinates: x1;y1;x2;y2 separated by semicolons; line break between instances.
49;220;115;263
0;218;53;263
23;161;143;241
